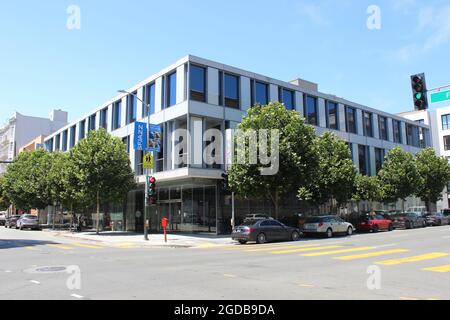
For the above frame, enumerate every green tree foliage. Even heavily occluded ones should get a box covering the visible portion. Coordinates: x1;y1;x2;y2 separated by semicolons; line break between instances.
378;147;420;211
0;176;10;210
352;175;384;210
70;129;135;233
3;149;53;211
415;148;450;211
300;132;357;211
228;102;319;219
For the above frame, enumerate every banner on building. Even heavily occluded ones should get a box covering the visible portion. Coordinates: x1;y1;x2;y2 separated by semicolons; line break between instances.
148;125;162;153
134;122;147;151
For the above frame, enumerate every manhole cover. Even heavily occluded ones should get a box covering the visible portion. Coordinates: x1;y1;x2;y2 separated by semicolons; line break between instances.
24;266;68;274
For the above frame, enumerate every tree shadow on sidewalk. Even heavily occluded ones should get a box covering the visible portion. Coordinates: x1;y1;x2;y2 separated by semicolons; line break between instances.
0;239;60;250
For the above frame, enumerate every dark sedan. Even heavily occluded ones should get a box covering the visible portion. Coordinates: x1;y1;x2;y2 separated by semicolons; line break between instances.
424;212;450;226
391;212;427;229
232;219;301;244
5;215;21;229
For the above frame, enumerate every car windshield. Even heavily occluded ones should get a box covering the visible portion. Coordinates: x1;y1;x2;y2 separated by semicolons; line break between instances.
23;215;37;219
391;213;407;218
240;219;259;227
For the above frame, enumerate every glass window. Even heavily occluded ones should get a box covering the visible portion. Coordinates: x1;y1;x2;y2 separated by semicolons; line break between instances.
304;95;318;126
167;71;177;107
363;112;373;137
100;108;108;130
126;93;137;124
281;88;295;110
326;101;339;130
223;73;239;109
406;124;420;147
79;120;86;140
346;106;357;134
442;114;450;130
358;145;369;176
444;136;450;151
143;83;155;117
393;120;402;143
378;116;388;140
190;65;206;102
55;134;61;151
122;136;130;154
62;130;68;152
69;125;76;148
375;148;384;173
112;101;122;130
254;81;268;105
88;114;96;132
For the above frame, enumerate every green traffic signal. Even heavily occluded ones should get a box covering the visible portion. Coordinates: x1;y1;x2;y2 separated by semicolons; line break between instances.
415;92;423;100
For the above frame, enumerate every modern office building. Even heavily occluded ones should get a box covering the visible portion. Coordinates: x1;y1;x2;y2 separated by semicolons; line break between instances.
0;110;68;174
400;105;450;211
43;55;431;234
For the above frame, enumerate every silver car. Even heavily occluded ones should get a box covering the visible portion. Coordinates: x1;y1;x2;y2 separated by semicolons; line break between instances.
302;215;355;238
16;215;40;231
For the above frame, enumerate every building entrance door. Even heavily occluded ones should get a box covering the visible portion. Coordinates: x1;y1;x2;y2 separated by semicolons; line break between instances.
157;201;182;232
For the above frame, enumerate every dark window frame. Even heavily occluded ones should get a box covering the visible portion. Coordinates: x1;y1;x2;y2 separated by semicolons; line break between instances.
304;95;318;126
189;64;207;103
345;106;357;134
326;101;339;130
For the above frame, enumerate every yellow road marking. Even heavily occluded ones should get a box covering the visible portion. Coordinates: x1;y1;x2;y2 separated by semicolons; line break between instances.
223;244;299;251
245;244;324;252
47;244;74;250
24;246;39;251
301;247;376;257
335;249;410;261
423;265;450;273
223;274;237;278
400;297;420;301
271;245;343;255
72;243;104;249
113;243;138;249
299;284;315;288
376;253;449;266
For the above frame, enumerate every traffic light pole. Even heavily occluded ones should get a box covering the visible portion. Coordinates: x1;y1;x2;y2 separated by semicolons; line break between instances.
144;104;151;241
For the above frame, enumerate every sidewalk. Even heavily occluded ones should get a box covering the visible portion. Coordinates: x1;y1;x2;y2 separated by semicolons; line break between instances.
43;229;235;248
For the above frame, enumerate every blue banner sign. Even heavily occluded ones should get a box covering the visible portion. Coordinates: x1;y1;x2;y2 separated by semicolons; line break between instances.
148;124;162;153
134;122;147;151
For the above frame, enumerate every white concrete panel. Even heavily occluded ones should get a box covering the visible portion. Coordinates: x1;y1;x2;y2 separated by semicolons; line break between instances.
400;122;407;146
191;117;203;168
372;114;380;140
136;87;144;120
369;146;376;176
155;77;163;113
269;84;278;102
356;109;364;136
240;76;251;111
352;143;360;172
207;67;219;105
121;97;127;128
295;92;304;117
190;101;224;119
176;64;186;104
387;117;393;142
318;98;326;128
338;104;346;132
225;108;247;123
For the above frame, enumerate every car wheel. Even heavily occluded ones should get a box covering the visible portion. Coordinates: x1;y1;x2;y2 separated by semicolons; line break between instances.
19;225;23;231
388;224;394;232
326;228;333;238
347;227;353;236
372;225;379;233
422;221;427;228
238;240;247;245
291;231;300;241
256;233;267;244
407;222;413;229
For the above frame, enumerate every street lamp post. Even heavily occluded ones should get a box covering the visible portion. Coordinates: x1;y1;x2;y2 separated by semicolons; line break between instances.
118;90;151;241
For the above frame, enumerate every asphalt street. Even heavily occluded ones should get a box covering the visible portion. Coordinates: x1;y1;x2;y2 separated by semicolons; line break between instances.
0;225;449;300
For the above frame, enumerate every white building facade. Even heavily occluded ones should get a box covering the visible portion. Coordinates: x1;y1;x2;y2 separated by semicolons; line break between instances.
43;55;431;234
0;110;68;174
400;106;450;211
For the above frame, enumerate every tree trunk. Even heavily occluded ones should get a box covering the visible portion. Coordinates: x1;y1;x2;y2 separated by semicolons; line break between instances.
274;192;279;220
425;201;430;213
96;191;100;235
402;199;406;213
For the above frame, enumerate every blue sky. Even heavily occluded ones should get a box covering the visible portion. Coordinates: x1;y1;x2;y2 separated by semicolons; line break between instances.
1;0;450;123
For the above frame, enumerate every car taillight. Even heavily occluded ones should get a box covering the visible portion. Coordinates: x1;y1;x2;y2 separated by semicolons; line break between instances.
318;223;324;227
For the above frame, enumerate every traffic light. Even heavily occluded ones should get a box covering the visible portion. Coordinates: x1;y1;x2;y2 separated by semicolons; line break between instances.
411;73;429;111
147;176;157;205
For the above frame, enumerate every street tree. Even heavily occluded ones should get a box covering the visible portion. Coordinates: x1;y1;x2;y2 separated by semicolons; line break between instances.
70;129;136;234
2;149;53;211
415;148;450;212
300;132;357;212
228;102;319;219
0;176;10;211
378;147;420;212
352;175;384;211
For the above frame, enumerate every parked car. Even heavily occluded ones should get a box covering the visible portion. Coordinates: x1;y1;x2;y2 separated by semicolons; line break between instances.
5;215;21;229
16;215;40;231
0;213;6;226
244;214;273;221
231;218;301;244
302;216;355;238
442;209;450;217
424;212;450;226
391;212;427;229
356;214;394;233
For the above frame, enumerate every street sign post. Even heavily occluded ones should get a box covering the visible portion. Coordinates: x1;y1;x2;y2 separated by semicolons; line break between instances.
431;90;450;104
143;153;154;170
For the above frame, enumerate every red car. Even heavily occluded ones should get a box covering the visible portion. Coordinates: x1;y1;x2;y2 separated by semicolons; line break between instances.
357;214;394;233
